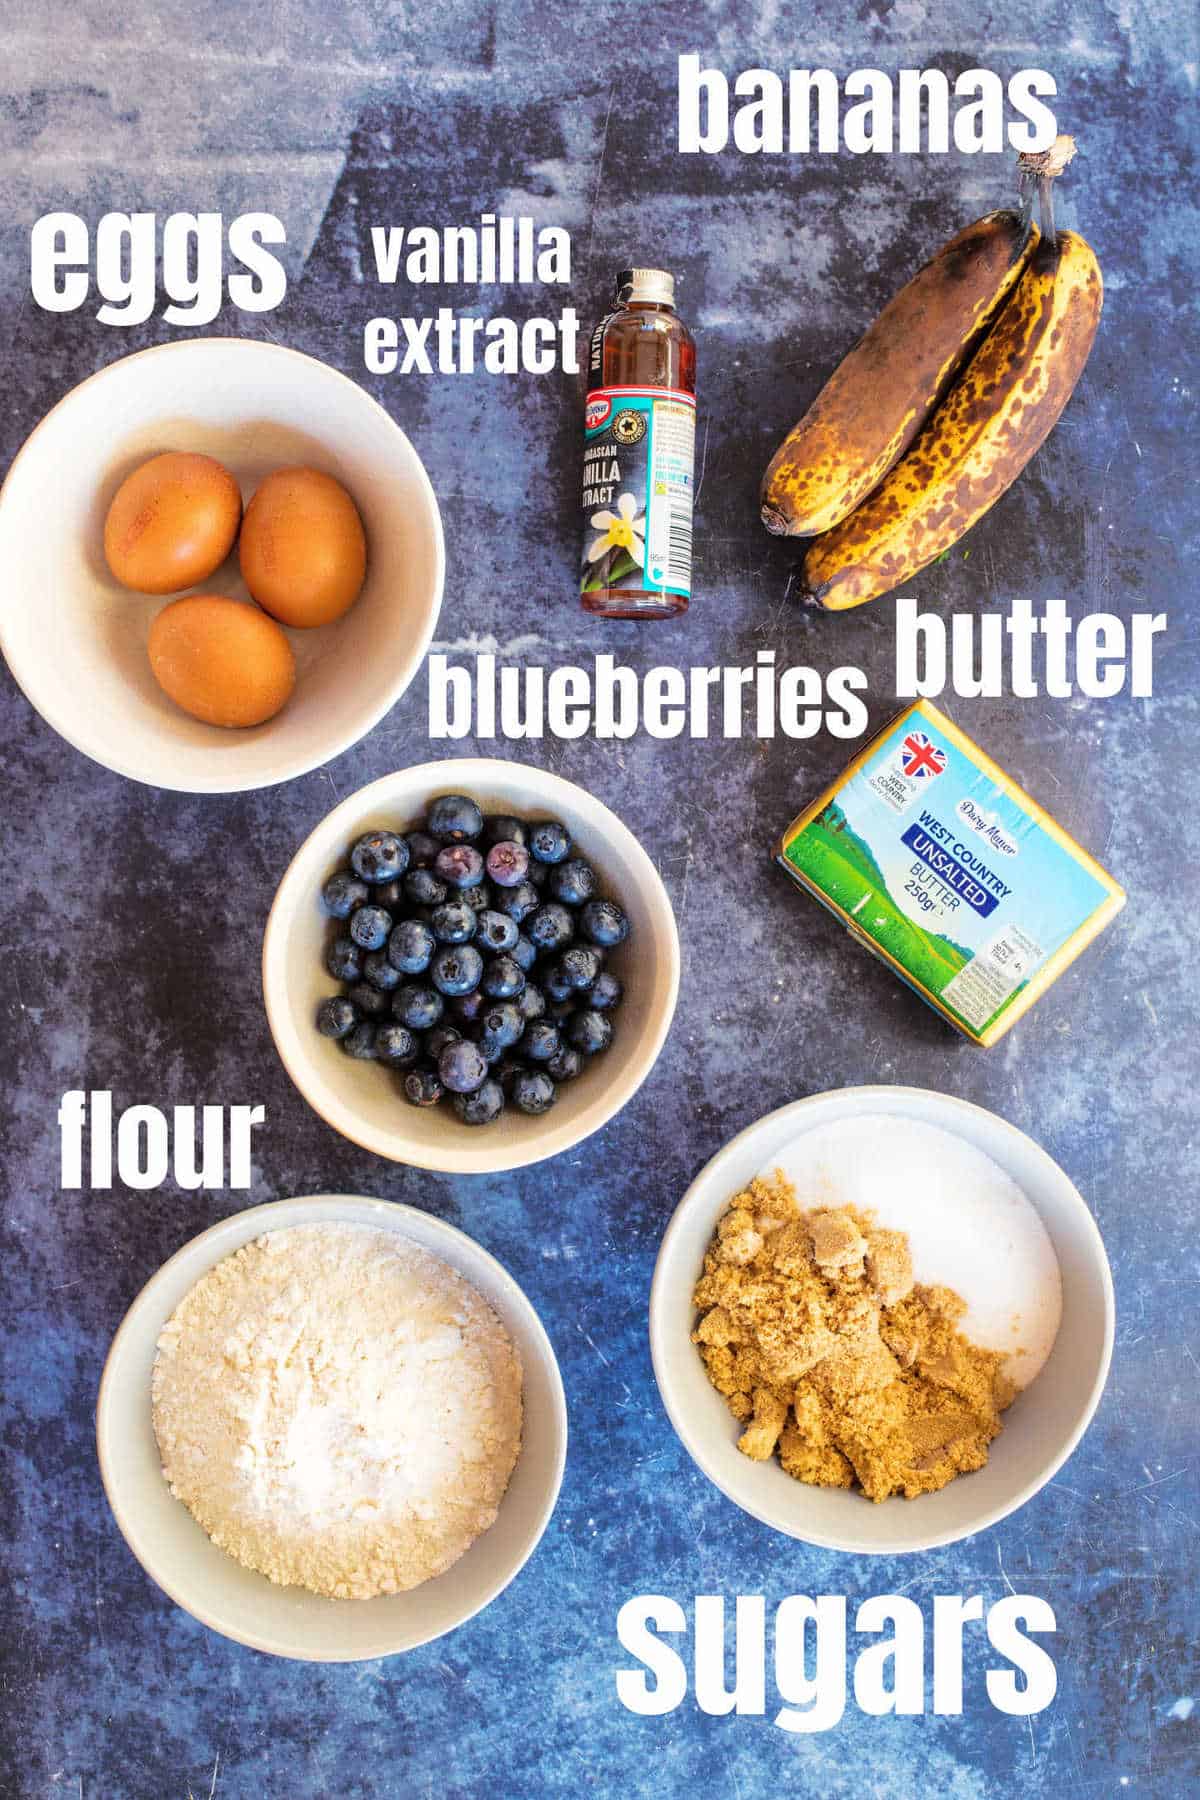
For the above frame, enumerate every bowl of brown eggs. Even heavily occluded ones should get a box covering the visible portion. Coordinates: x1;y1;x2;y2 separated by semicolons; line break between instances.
0;339;444;792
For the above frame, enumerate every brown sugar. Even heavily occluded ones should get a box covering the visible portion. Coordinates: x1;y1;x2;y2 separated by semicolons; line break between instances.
691;1172;1016;1503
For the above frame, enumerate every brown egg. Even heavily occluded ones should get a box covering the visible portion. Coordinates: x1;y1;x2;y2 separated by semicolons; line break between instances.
104;452;242;594
148;595;296;728
239;466;367;628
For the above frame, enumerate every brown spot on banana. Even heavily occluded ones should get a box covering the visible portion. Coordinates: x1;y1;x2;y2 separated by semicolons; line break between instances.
760;210;1039;539
801;229;1102;611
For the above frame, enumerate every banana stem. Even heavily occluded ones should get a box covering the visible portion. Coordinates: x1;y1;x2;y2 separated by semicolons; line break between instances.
1017;133;1077;250
1038;173;1057;246
1017;171;1036;245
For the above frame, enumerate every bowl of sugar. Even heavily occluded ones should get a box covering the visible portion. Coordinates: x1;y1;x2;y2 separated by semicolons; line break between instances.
650;1085;1113;1554
97;1194;567;1659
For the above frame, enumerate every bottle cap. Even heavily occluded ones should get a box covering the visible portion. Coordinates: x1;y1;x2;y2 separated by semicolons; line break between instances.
616;267;675;307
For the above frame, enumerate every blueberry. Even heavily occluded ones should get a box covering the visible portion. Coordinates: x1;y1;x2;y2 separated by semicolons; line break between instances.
349;904;392;951
393;983;444;1031
404;867;447;907
452;1079;505;1125
547;1044;583;1082
476;909;519;953
581;898;629;947
372;878;404;910
486;840;530;888
479;1000;524;1054
462;881;494;915
517;982;546;1023
426;1024;463;1063
567;1009;613;1054
375;1023;419;1066
343;1022;379;1059
406;830;440;868
512;1069;557;1116
431;944;484;998
483;814;527;847
439;1038;489;1094
451;989;485;1024
404;1068;443;1107
511;932;538;972
348;980;389;1019
430;901;476;944
428;794;484;843
481;954;525;1000
322;871;369;918
542;960;574;1005
590;970;624;1011
388;918;436;974
435;844;485;890
494;1055;527;1094
561;946;602;991
316;995;357;1039
519;1021;561;1062
549;859;596;906
326;935;362;982
494;880;540;924
526;857;549;888
529;820;571;864
546;997;576;1026
529;903;575;954
362;950;401;992
351;830;409;884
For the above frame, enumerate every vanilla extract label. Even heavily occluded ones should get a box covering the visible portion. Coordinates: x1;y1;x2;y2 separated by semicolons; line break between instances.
581;387;696;601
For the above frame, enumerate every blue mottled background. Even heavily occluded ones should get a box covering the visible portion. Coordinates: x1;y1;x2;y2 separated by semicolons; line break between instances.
1;3;1198;1795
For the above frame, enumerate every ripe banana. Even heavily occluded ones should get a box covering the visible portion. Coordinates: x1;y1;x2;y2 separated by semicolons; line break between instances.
761;210;1038;539
801;228;1102;611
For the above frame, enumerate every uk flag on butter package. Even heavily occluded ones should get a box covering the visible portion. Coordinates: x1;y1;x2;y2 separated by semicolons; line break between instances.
900;730;948;780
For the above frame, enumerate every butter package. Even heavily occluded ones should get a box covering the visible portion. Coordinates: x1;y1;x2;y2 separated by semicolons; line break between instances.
776;699;1125;1046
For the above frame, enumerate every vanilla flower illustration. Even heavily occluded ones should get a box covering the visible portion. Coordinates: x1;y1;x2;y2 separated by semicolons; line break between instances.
587;491;645;566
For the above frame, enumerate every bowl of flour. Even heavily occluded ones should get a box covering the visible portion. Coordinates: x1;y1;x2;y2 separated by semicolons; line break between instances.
97;1196;567;1659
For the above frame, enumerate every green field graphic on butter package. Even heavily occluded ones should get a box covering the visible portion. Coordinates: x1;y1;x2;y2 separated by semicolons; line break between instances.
776;699;1125;1046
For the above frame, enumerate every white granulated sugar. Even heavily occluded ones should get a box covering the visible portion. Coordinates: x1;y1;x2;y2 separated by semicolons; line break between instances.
761;1115;1062;1387
152;1223;523;1600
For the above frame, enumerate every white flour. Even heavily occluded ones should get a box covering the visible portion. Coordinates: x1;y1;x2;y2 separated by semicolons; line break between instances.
152;1223;523;1599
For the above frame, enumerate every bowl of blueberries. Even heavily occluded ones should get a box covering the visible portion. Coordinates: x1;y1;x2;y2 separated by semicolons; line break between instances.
262;760;681;1172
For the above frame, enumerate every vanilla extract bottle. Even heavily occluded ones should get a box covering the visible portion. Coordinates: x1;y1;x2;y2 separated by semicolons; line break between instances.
580;268;696;619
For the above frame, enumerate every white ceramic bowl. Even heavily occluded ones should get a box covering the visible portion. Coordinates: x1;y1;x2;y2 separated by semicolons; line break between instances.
96;1194;567;1660
650;1086;1114;1554
263;759;680;1174
0;339;443;791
